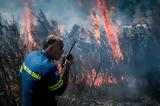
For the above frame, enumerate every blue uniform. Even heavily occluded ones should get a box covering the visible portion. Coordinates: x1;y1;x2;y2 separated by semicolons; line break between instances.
19;50;67;106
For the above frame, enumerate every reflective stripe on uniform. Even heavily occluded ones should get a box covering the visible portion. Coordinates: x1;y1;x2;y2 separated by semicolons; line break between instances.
48;78;63;91
19;63;41;80
19;65;23;73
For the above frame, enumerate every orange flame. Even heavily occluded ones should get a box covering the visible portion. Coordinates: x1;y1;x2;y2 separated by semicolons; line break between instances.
105;72;117;84
97;0;123;61
91;9;101;45
23;0;35;51
79;69;117;87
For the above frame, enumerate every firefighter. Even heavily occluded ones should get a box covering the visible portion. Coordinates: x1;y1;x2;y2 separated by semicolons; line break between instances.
19;34;73;106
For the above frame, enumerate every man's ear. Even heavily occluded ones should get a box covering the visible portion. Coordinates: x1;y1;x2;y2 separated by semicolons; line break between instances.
47;45;53;51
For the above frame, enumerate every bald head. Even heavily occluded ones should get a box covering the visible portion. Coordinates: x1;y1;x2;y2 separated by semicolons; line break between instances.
43;34;64;60
43;34;63;50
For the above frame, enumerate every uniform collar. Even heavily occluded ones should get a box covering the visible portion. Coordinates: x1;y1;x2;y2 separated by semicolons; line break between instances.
41;50;55;63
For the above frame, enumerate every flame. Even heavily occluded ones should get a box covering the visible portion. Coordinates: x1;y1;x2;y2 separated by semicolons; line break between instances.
88;69;103;87
91;9;101;45
97;0;123;61
106;72;117;84
77;69;117;87
23;0;35;51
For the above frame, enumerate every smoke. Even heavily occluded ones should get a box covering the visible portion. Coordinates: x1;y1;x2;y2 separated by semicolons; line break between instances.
0;0;98;31
0;0;159;31
0;0;160;101
0;0;23;23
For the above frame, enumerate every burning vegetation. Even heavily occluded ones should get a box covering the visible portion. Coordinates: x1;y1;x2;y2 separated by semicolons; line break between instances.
97;0;123;61
0;0;160;106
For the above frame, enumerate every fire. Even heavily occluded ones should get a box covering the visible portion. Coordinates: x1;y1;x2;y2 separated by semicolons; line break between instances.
87;68;103;87
77;69;117;87
105;72;117;84
97;0;123;61
23;0;35;51
91;9;101;45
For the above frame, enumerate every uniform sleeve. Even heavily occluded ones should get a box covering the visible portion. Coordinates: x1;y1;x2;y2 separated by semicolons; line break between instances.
19;64;23;79
44;65;67;96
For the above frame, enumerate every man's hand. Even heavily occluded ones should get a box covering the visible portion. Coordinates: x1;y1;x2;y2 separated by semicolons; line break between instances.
65;54;73;70
65;54;73;61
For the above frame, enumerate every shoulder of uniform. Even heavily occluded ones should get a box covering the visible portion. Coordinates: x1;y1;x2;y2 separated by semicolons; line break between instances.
41;62;58;78
25;51;39;58
45;62;57;71
29;50;39;55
